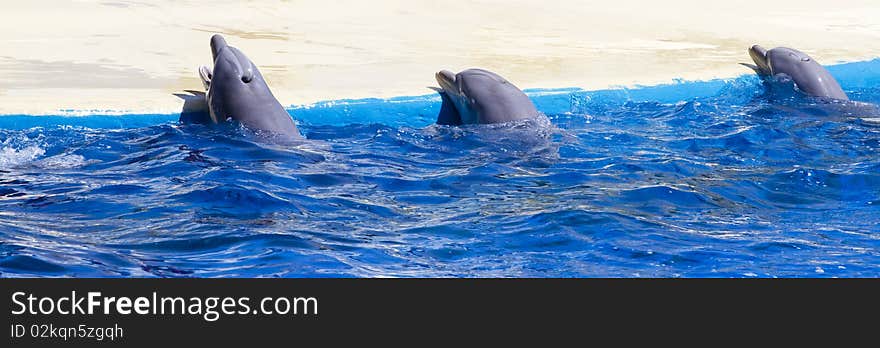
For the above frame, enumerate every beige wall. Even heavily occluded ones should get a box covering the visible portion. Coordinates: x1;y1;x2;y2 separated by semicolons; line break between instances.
1;1;878;114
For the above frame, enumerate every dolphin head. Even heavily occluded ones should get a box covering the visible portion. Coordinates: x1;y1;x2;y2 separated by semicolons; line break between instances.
747;45;772;75
747;45;848;100
435;68;538;124
208;34;257;91
201;34;300;138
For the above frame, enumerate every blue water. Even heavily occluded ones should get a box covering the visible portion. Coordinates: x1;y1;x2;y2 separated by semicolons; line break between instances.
2;60;880;277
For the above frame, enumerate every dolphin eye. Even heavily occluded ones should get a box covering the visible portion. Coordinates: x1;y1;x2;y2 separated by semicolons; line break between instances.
801;57;811;62
241;64;255;83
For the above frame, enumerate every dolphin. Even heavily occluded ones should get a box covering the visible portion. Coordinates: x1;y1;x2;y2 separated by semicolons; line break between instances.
198;34;302;138
744;45;848;100
434;68;541;125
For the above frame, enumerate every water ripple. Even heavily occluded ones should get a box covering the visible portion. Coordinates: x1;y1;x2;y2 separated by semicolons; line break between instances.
2;69;880;277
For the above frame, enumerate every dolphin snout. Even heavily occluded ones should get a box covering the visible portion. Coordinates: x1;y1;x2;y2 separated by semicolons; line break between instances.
435;70;458;94
749;45;768;58
210;34;229;61
749;45;771;74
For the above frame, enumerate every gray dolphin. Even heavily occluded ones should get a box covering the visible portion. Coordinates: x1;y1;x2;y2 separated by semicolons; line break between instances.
199;34;302;138
434;68;541;125
745;45;848;100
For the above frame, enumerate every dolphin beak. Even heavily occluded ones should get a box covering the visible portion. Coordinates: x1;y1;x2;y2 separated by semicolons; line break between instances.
748;45;772;75
210;34;228;61
435;70;459;95
212;35;256;84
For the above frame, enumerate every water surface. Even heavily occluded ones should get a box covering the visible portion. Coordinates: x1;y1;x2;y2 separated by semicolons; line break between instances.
1;60;879;277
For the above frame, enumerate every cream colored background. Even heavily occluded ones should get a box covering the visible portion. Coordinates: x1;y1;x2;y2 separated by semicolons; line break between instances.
1;0;878;114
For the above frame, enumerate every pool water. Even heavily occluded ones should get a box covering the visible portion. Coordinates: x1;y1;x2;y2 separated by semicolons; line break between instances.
2;60;880;277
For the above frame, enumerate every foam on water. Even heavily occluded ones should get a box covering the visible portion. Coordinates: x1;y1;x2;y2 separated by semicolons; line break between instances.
0;146;46;167
1;60;879;277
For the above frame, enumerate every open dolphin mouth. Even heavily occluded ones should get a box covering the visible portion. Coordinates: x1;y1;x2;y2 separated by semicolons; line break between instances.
435;70;460;96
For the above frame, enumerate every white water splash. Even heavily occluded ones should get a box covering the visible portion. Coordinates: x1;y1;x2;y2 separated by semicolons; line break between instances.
0;145;45;167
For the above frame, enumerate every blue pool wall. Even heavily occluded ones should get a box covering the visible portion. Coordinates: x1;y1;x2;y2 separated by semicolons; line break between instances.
1;59;879;130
